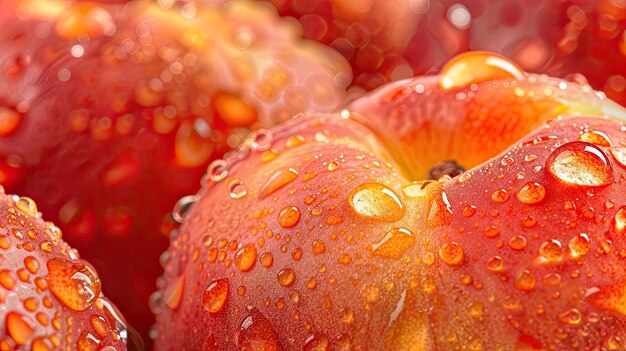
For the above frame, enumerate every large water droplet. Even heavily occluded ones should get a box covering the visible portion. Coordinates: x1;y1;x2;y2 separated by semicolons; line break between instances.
236;308;280;351
371;227;415;259
163;275;185;310
202;278;229;314
46;258;101;311
546;141;613;186
438;51;525;91
277;206;301;228
277;268;296;287
349;183;404;222
538;239;563;263
16;196;38;216
6;312;35;345
568;233;591;257
514;270;536;291
260;168;299;198
172;195;198;224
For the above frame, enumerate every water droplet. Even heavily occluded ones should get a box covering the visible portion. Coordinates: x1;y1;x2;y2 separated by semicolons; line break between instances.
16;196;38;216
439;242;464;266
558;308;582;325
0;107;23;137
77;332;101;351
163;275;185;310
568;233;591;257
90;315;108;338
514;270;536;291
251;129;273;151
467;301;483;317
349;183;404;222
260;252;273;268
515;182;546;204
227;179;247;199
462;205;476;217
278;206;301;228
487;256;504;271
46;258;101;311
546;141;613;186
371;227;415;259
312;240;325;255
613;206;626;235
0;270;17;290
6;312;35;345
610;147;626;168
277;268;296;287
509;235;527;250
235;244;257;272
578;131;612;146
202;278;229;314
236;308;280;351
438;51;525;91
538;239;563;262
207;159;229;182
172;195;198;224
303;333;329;351
491;189;509;203
260;168;299;198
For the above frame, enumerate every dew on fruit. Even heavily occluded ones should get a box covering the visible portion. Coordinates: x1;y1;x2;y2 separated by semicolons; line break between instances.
277;206;301;228
286;135;306;148
542;273;562;286
227;179;247;199
487;256;504;271
371;227;415;259
202;278;229;314
163;274;185;310
312;240;325;255
515;182;546;204
578;131;612;146
46;257;101;311
250;129;273;151
568;233;591;257
236;307;280;351
546;141;613;186
509;235;527;250
15;196;38;216
277;268;296;286
260;252;273;268
6;311;35;345
303;333;329;351
610;147;626;168
491;189;509;203
538;239;563;263
234;244;257;272
327;160;340;171
172;195;198;224
514;270;536;291
349;183;404;222
558;308;582;325
207;159;229;183
77;332;101;351
260;168;299;198
439;242;464;266
402;181;431;198
438;51;525;91
0;270;17;290
90;315;108;338
613;206;626;235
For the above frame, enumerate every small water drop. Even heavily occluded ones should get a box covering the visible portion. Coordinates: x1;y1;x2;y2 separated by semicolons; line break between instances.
260;252;273;268
568;233;591;257
278;206;301;228
613;206;626;235
16;196;38;216
514;270;536;291
260;168;299;198
491;189;509;203
207;159;229;183
250;129;273;151
546;141;613;186
277;268;296;287
202;278;229;314
371;227;415;259
538;239;563;263
487;256;504;272
439;242;464;266
515;182;546;204
163;275;185;310
303;333;329;351
509;235;527;250
312;240;325;255
172;195;198;224
227;179;247;199
46;258;101;311
234;244;257;272
558;308;582;325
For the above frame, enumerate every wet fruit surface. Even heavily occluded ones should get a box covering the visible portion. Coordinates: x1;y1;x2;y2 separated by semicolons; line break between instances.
0;189;134;350
0;0;349;340
153;55;626;350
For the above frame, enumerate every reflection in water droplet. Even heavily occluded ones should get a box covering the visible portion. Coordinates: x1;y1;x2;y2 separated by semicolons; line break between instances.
578;131;612;146
613;206;626;235
16;196;38;216
558;308;582;325
163;274;185;310
278;206;301;228
371;227;415;259
438;51;525;91
235;244;257;272
172;195;198;224
46;258;101;311
303;333;329;351
568;233;591;257
515;182;546;204
236;308;280;351
546;141;613;186
538;239;563;262
251;129;273;151
439;242;464;266
227;179;247;199
349;183;404;222
202;278;229;314
514;270;536;291
6;311;35;345
207;159;229;183
260;168;299;198
277;268;296;287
